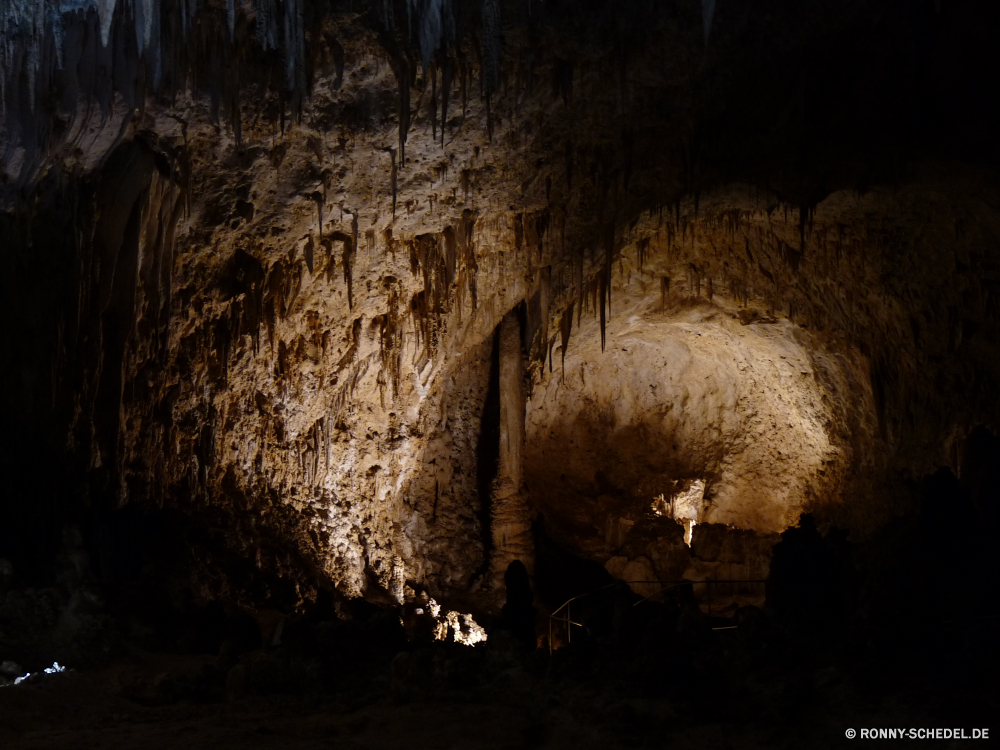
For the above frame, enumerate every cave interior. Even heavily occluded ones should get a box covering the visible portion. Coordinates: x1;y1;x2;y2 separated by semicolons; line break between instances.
1;0;999;747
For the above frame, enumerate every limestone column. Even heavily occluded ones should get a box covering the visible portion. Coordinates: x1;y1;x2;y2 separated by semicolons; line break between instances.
490;310;533;589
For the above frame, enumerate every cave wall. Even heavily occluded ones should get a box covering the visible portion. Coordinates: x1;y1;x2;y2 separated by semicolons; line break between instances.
2;0;1000;614
524;176;1000;593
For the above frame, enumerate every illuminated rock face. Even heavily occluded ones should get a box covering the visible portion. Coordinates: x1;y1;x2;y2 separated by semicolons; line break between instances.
523;266;865;586
2;1;1000;615
527;310;849;538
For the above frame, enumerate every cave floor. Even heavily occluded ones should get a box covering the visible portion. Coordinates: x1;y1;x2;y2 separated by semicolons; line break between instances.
2;622;995;750
0;670;830;750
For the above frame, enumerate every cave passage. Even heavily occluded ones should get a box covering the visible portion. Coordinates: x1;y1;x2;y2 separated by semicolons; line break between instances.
2;0;1000;746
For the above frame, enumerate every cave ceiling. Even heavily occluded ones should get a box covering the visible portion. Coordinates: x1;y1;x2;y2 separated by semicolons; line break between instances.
1;0;999;610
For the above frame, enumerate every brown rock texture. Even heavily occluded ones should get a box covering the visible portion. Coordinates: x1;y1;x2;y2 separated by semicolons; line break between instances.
2;0;999;619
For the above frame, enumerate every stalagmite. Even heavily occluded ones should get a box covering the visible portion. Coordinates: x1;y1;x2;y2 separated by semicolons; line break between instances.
490;310;533;592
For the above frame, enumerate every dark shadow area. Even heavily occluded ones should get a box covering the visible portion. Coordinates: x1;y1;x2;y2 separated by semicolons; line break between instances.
498;560;537;648
765;514;858;628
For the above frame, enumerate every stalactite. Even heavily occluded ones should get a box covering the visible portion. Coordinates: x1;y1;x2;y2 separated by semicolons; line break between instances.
604;224;613;319
330;230;354;311
97;0;117;46
481;0;501;139
599;270;607;352
429;62;437;141
559;302;573;381
458;53;468;122
333;317;361;375
304;236;314;275
409;0;452;74
277;339;288;378
576;252;583;328
535;210;549;260
443;225;457;288
350;210;359;268
539;266;550;365
3;0;323;188
457;209;477;309
264;298;276;348
391;56;411;165
283;0;306;111
284;264;303;314
636;236;649;272
255;0;278;50
411;290;429;356
311;191;324;241
440;54;451;147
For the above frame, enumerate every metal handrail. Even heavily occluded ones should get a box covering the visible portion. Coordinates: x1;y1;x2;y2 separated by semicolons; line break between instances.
547;578;767;654
549;583;618;618
548;583;617;653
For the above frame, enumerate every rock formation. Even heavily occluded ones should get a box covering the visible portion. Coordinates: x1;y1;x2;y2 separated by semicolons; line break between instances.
0;0;998;632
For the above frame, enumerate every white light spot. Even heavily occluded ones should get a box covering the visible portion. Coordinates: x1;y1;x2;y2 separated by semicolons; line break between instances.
4;662;65;687
425;597;487;646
